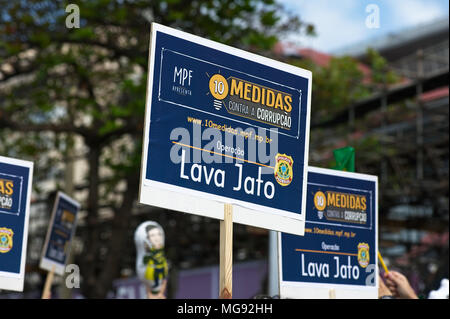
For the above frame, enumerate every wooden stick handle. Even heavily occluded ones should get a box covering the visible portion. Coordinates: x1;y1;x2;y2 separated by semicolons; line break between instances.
329;288;336;299
219;204;233;299
42;265;56;299
378;251;389;274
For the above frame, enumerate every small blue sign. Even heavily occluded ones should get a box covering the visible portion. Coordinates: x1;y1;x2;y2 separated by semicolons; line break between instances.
0;156;33;292
40;192;80;275
279;167;378;297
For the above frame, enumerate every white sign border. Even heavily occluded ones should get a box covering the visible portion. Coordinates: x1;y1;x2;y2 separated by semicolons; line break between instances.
139;23;312;235
0;155;33;292
278;166;379;298
39;191;81;276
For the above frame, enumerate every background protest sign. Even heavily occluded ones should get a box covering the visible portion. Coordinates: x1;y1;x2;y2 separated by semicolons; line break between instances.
279;166;378;298
40;191;80;276
139;23;312;235
0;155;33;292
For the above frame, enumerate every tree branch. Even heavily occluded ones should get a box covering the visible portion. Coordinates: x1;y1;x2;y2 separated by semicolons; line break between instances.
0;111;91;138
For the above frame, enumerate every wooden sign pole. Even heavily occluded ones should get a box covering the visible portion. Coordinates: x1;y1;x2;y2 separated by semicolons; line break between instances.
219;204;233;299
329;288;336;299
42;265;56;299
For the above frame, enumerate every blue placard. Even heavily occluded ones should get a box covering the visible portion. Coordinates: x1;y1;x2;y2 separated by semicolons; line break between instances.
0;156;33;292
279;167;378;297
40;192;80;275
140;24;311;234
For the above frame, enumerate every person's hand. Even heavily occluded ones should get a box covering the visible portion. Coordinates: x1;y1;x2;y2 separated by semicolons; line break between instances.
42;291;52;299
384;271;418;299
147;288;167;299
147;291;159;299
156;292;166;299
378;275;393;298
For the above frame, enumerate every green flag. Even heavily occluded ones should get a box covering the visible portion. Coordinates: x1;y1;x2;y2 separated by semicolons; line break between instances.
333;146;355;172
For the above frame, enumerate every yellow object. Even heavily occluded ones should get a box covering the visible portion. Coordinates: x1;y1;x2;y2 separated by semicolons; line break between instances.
209;74;229;100
378;251;389;274
144;250;168;283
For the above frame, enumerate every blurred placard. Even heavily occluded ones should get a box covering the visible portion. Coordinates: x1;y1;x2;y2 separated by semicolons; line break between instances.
279;166;378;298
40;191;80;276
0;155;33;292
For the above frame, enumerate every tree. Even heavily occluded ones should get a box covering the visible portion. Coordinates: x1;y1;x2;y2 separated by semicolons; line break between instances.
281;48;399;169
0;0;312;298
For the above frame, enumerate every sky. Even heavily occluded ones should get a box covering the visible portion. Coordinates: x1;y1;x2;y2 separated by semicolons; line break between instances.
279;0;449;54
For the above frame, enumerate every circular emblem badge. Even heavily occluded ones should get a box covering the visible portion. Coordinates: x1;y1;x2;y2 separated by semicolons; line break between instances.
357;243;370;268
209;73;229;100
274;154;293;186
314;191;326;211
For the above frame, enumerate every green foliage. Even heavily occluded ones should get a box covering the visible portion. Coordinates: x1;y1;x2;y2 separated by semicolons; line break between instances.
69;27;96;41
290;56;370;123
366;47;399;85
0;0;306;166
287;47;399;126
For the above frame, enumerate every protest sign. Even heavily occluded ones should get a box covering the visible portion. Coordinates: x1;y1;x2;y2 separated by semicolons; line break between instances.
279;166;378;298
40;191;80;276
139;23;312;235
0;155;33;292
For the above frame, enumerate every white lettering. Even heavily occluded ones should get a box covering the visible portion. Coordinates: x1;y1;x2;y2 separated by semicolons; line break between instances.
301;253;329;278
365;4;380;29
180;150;189;180
65;4;80;29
